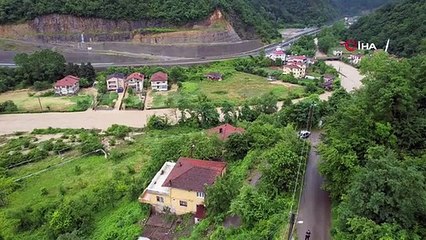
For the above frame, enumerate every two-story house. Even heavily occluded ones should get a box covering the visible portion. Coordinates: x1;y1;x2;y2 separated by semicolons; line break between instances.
283;63;306;79
267;47;286;61
54;75;80;95
150;72;168;91
106;73;126;92
139;157;227;223
126;72;145;92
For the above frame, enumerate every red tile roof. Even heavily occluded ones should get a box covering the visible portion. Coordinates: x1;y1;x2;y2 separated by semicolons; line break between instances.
150;72;168;82
274;50;285;55
288;55;307;60
54;75;80;87
126;72;145;81
284;64;301;70
162;157;226;192
207;124;245;141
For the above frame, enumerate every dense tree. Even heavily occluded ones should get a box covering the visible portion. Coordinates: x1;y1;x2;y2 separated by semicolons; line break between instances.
224;132;252;161
221;101;237;124
347;0;426;57
319;52;426;239
14;49;66;86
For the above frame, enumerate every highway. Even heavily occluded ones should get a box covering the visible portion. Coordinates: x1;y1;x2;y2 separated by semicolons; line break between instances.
0;28;321;68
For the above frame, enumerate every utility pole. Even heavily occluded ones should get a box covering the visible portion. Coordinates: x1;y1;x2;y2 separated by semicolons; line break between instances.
37;97;43;111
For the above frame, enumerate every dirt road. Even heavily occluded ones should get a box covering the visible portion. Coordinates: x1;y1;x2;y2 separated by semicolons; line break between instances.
0;108;178;135
326;60;363;91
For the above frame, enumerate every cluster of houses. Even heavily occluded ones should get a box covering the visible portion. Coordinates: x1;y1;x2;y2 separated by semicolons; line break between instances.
139;123;244;223
267;47;313;79
106;71;167;93
54;71;171;96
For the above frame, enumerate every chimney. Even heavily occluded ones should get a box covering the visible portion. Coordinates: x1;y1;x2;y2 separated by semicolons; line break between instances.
169;180;172;186
160;170;164;175
179;162;182;167
219;128;223;134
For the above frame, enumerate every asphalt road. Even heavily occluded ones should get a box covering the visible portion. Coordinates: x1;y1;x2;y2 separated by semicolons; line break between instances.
295;61;363;240
296;131;331;240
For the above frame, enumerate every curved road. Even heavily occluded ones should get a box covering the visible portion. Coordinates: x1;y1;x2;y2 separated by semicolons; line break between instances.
296;60;363;240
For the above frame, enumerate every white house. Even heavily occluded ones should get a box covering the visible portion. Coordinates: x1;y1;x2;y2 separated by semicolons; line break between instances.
54;75;80;95
107;73;126;92
267;47;286;61
126;72;144;92
150;72;168;91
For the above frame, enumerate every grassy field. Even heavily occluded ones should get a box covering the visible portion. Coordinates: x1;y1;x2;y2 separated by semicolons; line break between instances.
98;92;118;107
0;132;150;239
151;72;305;108
0;89;93;112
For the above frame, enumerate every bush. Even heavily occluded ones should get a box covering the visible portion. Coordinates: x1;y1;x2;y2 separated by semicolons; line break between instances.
147;115;170;130
79;133;103;154
33;81;52;91
40;187;48;196
0;100;18;113
106;125;131;139
39;90;55;97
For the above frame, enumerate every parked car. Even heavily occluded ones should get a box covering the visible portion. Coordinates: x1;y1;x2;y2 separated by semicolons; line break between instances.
117;87;124;93
299;130;311;139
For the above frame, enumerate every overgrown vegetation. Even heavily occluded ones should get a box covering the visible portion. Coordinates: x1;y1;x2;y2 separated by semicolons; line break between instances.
319;52;426;238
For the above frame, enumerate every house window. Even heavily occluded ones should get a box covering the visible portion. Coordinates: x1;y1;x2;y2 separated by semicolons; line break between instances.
197;192;205;198
179;201;187;207
156;196;164;203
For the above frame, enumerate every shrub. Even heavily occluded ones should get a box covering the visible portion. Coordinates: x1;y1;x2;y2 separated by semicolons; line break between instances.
106;125;131;139
147;115;170;130
39;90;55;97
33;81;52;91
0;100;18;113
79;133;103;154
40;187;48;196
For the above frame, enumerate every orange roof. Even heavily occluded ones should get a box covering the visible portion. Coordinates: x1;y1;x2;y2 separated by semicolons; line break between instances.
150;72;168;82
126;72;144;81
54;75;80;87
207;123;245;141
162;157;226;192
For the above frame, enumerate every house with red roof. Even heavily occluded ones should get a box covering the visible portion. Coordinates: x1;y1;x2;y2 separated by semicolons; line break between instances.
126;72;144;92
54;75;80;95
150;71;168;91
287;55;308;64
139;157;226;222
267;47;287;61
207;123;245;141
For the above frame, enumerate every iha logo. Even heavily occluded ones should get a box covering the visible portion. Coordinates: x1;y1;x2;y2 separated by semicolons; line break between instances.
341;39;378;52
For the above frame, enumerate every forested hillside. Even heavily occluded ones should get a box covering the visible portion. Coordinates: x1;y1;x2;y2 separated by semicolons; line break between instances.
0;0;395;41
320;52;426;239
332;0;395;14
347;0;426;57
